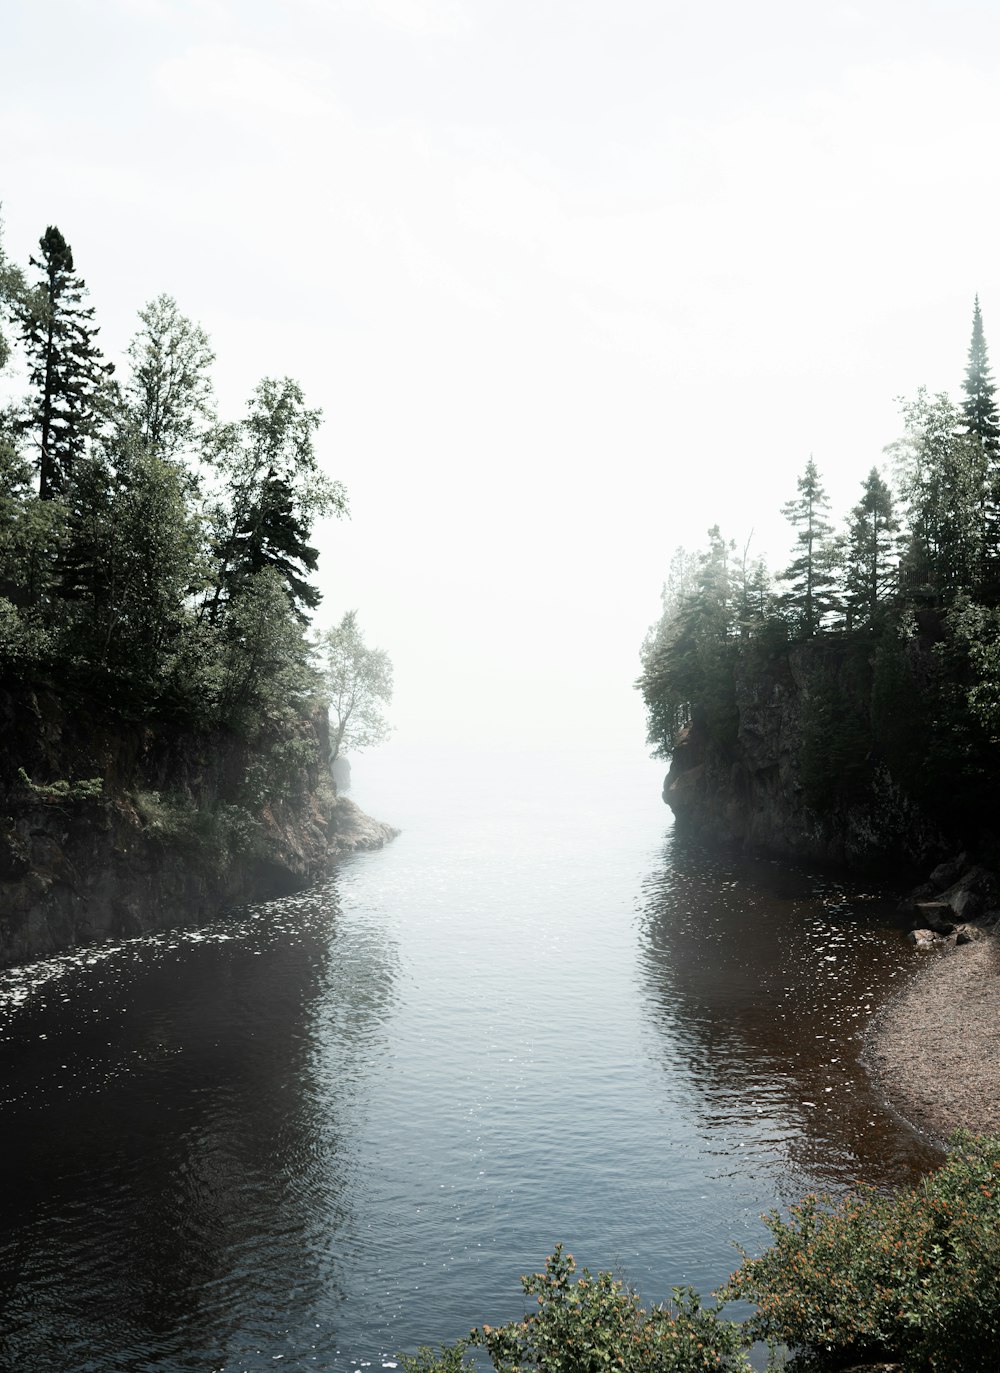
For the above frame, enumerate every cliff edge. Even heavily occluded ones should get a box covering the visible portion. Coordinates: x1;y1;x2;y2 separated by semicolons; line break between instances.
663;641;946;871
0;688;394;969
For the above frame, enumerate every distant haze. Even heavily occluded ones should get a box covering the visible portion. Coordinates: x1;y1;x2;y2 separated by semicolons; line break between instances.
5;0;1000;752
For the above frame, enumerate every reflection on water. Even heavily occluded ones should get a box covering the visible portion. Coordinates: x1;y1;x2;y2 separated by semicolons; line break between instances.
0;747;934;1372
0;886;400;1372
636;832;939;1198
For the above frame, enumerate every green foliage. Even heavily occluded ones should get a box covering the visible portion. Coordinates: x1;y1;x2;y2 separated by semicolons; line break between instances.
842;467;899;630
125;294;215;461
17;768;103;803
319;609;394;762
134;790;260;862
17;225;114;500
778;457;841;637
638;530;741;758
403;1246;750;1373
726;1133;1000;1373
961;295;1000;458
205;376;348;621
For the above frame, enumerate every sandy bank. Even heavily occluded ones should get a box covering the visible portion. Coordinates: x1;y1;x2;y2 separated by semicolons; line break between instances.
867;936;1000;1143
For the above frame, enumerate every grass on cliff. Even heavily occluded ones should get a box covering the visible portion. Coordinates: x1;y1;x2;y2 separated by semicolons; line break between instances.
402;1134;1000;1373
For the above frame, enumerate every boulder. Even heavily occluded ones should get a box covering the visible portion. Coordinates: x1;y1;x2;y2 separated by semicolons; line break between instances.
929;852;969;891
956;923;989;945
912;902;956;935
907;928;941;948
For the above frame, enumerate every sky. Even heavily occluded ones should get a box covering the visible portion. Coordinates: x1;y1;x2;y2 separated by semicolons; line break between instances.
4;0;1000;755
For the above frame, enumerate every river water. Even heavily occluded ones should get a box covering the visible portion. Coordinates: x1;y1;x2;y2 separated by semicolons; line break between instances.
0;745;937;1373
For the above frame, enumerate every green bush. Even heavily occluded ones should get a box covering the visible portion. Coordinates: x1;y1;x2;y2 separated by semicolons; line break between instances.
134;790;260;864
401;1245;750;1373
725;1132;1000;1371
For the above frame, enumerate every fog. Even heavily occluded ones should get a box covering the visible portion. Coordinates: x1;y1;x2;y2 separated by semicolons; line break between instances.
5;0;1000;754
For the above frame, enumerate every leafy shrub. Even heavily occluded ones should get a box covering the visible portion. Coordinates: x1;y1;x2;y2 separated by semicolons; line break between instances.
17;768;104;803
725;1132;1000;1371
134;790;259;863
401;1245;750;1373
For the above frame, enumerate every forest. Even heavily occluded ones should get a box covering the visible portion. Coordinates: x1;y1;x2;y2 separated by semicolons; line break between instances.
638;300;1000;844
0;216;394;813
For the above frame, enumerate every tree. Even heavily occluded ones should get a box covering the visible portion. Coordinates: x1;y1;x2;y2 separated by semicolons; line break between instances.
637;529;739;756
961;295;1000;456
0;208;26;376
889;389;984;604
842;466;899;629
778;456;840;636
56;435;202;703
125;294;215;461
319;611;393;762
205;377;348;622
17;226;113;499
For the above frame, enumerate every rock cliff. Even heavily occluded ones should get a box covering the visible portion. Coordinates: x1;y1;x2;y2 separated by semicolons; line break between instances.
663;641;946;871
0;688;395;968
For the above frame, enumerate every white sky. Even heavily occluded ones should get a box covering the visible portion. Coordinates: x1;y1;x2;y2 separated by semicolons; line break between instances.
4;0;1000;753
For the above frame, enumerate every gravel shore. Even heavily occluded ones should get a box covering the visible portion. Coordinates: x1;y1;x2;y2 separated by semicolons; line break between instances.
867;937;1000;1143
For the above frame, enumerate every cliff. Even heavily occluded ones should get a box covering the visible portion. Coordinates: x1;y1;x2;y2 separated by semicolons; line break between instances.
664;640;946;871
0;688;395;969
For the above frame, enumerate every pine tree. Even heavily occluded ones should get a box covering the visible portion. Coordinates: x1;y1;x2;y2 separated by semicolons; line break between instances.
842;467;899;629
962;296;1000;455
18;226;113;499
778;456;840;636
204;377;347;622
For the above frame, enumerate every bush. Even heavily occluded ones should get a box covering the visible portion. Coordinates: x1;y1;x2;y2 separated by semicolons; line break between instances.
725;1132;1000;1371
401;1245;751;1373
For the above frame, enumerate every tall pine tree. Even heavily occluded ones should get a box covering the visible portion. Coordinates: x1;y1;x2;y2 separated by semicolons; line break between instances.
778;456;840;636
842;467;899;629
18;226;113;499
961;295;1000;455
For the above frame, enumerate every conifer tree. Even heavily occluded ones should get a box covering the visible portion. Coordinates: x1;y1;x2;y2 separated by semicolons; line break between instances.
205;377;347;622
778;456;840;636
18;226;113;499
842;467;899;629
961;295;1000;456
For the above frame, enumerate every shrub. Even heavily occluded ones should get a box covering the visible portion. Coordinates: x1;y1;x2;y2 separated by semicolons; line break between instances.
401;1245;751;1373
724;1132;1000;1371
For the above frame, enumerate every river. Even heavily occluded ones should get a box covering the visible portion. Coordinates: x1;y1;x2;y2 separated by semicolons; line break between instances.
0;744;936;1372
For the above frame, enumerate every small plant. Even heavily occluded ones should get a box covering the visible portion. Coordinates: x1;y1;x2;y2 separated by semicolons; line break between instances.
17;768;104;803
725;1132;1000;1371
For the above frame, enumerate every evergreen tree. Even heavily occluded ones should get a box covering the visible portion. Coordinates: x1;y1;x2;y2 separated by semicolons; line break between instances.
125;294;215;461
205;377;347;622
842;467;899;629
889;389;984;604
778;456;840;636
17;226;113;499
961;295;1000;456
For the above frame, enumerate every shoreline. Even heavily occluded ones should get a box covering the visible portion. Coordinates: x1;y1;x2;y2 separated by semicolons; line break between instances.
865;936;1000;1147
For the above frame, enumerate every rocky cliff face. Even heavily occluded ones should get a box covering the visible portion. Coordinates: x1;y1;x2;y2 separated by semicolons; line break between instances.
664;642;945;871
0;689;395;969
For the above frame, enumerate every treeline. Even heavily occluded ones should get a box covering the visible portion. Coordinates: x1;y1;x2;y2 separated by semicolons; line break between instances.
0;217;346;747
638;299;1000;833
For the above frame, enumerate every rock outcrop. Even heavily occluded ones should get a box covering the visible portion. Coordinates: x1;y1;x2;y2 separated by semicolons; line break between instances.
0;688;394;969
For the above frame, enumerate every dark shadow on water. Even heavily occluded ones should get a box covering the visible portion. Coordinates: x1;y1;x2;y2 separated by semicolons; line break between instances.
635;828;940;1197
0;879;399;1373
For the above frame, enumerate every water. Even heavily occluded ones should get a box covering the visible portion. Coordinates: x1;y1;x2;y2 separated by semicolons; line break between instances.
0;744;936;1372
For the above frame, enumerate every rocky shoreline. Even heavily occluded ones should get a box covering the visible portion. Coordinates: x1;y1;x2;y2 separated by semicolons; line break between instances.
866;855;1000;1146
